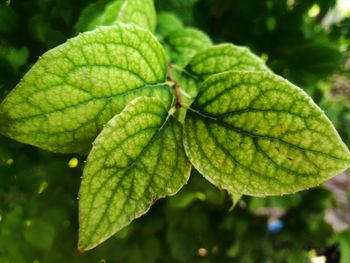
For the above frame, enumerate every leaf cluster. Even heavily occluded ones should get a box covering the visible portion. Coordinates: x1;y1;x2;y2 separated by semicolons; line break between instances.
0;0;350;261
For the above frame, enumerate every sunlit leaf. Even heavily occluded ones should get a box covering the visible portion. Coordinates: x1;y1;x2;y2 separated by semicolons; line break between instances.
187;43;270;79
0;24;171;154
183;71;350;196
79;97;191;250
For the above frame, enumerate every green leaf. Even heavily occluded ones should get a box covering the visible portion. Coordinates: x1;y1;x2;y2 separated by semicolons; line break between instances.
183;71;350;196
164;28;212;66
156;12;184;38
0;4;18;33
337;231;350;263
155;0;199;24
24;219;56;251
187;43;270;79
74;0;111;33
81;0;157;32
229;193;242;210
0;24;171;154
78;97;191;250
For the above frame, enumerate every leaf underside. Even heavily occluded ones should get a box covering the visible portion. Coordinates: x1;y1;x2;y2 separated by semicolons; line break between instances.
79;97;191;251
184;71;350;196
0;24;170;154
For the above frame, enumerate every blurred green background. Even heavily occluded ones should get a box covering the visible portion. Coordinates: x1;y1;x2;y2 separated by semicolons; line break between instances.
1;0;350;262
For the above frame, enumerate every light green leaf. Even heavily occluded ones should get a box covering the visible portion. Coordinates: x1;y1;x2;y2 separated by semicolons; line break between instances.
0;24;171;154
82;0;157;32
183;71;350;196
187;43;270;79
78;97;191;251
164;27;212;66
229;193;242;210
156;12;184;38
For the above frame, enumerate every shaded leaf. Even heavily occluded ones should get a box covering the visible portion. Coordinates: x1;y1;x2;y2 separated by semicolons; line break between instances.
156;12;184;38
78;0;157;32
74;0;111;33
337;231;350;263
24;220;56;251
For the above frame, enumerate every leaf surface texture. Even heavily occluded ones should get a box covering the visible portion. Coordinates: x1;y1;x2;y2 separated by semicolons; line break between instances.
79;97;191;250
184;71;350;196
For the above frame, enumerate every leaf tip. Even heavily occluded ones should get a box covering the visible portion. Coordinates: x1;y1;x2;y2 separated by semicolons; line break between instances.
77;246;86;254
77;234;94;253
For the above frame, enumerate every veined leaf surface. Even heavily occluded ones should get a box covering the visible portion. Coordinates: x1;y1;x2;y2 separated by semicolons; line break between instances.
0;24;170;154
187;43;270;78
79;97;191;250
184;71;350;196
83;0;157;32
164;28;212;66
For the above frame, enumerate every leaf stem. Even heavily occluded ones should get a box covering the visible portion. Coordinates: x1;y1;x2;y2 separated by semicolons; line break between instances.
167;64;182;108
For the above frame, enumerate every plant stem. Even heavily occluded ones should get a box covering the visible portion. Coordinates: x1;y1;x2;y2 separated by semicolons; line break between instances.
167;64;182;108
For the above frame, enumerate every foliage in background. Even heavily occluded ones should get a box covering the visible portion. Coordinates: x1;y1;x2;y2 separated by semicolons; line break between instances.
0;0;350;262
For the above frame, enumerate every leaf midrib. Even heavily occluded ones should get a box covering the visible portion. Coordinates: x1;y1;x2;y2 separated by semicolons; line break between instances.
188;109;349;162
5;82;169;122
82;109;173;246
